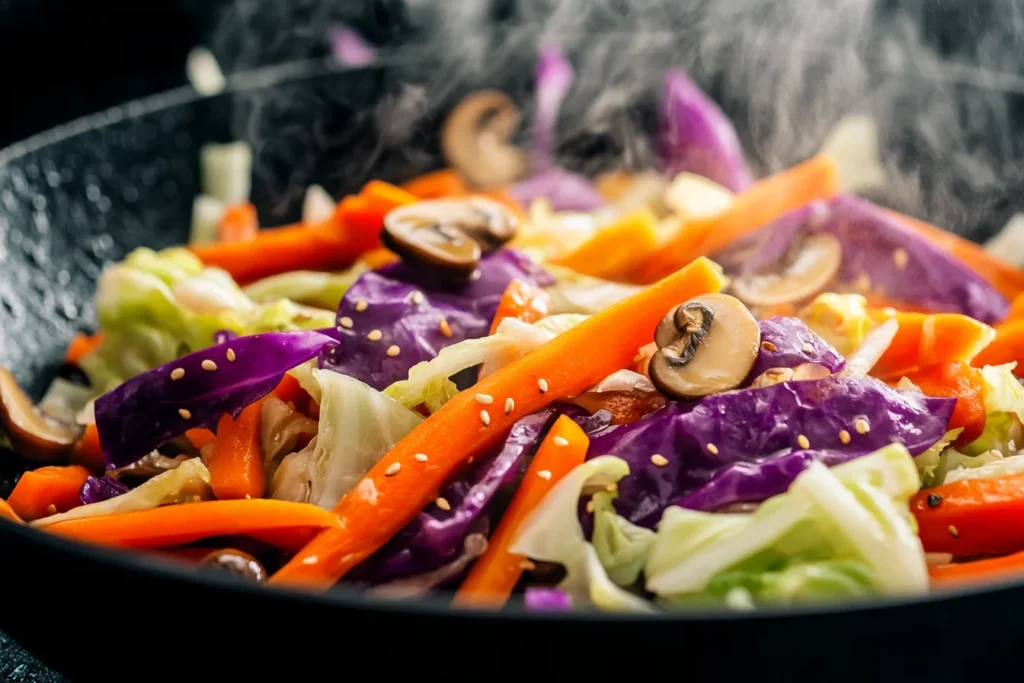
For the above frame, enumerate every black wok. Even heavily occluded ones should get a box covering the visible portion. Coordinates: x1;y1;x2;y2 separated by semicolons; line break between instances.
0;62;1021;682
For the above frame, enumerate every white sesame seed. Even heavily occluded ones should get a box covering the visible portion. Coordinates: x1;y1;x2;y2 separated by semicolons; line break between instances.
553;436;570;447
797;434;810;450
367;329;383;342
801;343;814;354
355;299;369;312
504;397;515;414
839;430;851;444
537;378;549;393
411;291;425;305
170;368;185;380
854;418;870;435
226;348;236;362
474;393;494;405
439;317;453;337
651;454;669;467
707;443;719;455
519;559;536;570
339;316;354;329
386;345;401;357
471;269;482;281
537;470;552;480
761;341;777;352
435;497;451;511
201;360;218;371
893;248;909;270
178;408;192;420
414;453;428;463
480;410;491;426
385;462;401;476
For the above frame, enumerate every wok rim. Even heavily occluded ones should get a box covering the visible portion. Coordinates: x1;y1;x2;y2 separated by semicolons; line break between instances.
0;57;1017;623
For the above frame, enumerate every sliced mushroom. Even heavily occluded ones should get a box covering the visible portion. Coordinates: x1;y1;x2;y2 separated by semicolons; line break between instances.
731;233;842;307
649;294;760;400
383;198;517;277
199;549;268;583
748;362;831;389
441;91;527;189
0;368;81;462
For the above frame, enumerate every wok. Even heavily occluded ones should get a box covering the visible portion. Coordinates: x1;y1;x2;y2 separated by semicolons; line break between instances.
0;60;1021;682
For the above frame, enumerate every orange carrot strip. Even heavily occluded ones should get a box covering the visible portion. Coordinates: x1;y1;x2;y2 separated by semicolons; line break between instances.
911;473;1024;556
865;310;995;379
1007;292;1024;322
7;465;91;521
489;279;552;335
217;203;259;243
359;180;418;214
0;499;24;524
360;247;400;269
631;155;839;283
973;320;1024;374
271;374;308;408
555;207;660;280
269;257;724;588
184;428;217;451
65;332;105;366
891;210;1024;301
70;424;106;472
929;550;1024;588
208;401;265;501
899;363;986;447
454;415;589;606
44;500;341;550
189;216;379;285
402;169;469;198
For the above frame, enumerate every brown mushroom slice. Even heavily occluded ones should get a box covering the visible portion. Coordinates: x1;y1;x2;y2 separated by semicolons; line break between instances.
199;549;268;583
649;293;760;400
0;368;81;462
731;234;843;307
382;200;483;278
440;90;527;189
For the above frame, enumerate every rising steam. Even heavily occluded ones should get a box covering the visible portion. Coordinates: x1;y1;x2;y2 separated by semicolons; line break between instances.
205;0;1024;241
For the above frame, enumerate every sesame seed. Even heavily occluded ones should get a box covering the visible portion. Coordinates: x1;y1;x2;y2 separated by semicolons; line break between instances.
651;454;669;467
707;443;719;455
505;398;515;414
435;497;451;511
339;316;354;329
414;453;428;463
854;273;872;293
585;499;595;514
948;525;959;539
761;341;777;352
411;291;425;305
439;317;453;337
480;410;491;426
386;345;401;357
471;270;482;281
244;494;251;500
553;436;570;447
519;559;536;571
226;348;236;362
839;430;851;444
190;495;202;504
385;462;401;477
606;483;618;493
367;329;383;342
201;360;218;371
46;504;57;515
892;248;909;270
178;408;192;420
170;368;185;380
797;434;810;449
927;493;943;508
475;393;494;405
801;343;814;354
537;470;552;480
355;299;368;312
854;418;870;434
537;378;549;393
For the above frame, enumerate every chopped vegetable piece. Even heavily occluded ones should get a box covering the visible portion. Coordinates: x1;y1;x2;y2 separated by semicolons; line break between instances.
270;257;724;588
0;368;81;462
490;279;551;334
554;208;659;280
7;465;91;521
208;401;266;500
868;310;996;379
911;473;1024;555
70;424;105;472
454;415;589;606
402;169;468;199
65;332;106;366
746;317;845;383
43;499;342;551
973;321;1024;374
79;476;130;505
217;203;259;243
185;428;217;450
0;499;24;524
929;549;1024;588
899;363;986;447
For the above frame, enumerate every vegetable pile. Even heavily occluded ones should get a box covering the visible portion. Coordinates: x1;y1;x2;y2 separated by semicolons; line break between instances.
6;39;1024;613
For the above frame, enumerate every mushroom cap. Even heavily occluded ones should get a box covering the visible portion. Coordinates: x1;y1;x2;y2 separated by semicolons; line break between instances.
440;90;528;189
0;368;81;462
732;233;843;307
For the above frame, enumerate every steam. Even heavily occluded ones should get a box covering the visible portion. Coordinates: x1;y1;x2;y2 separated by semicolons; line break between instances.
206;0;1024;240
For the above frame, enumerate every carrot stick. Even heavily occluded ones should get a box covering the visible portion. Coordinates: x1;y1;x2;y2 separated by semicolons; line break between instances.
1007;292;1024;322
890;209;1024;301
630;155;839;283
65;332;105;366
867;310;996;379
898;363;986;446
555;207;660;280
269;256;724;588
402;169;469;198
7;465;91;521
271;374;309;410
490;279;552;335
911;473;1024;556
217;203;259;243
207;402;265;501
453;415;589;606
0;499;24;524
44;499;341;550
70;423;106;472
185;428;217;451
929;549;1024;588
972;320;1024;374
359;180;418;214
189;216;380;285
